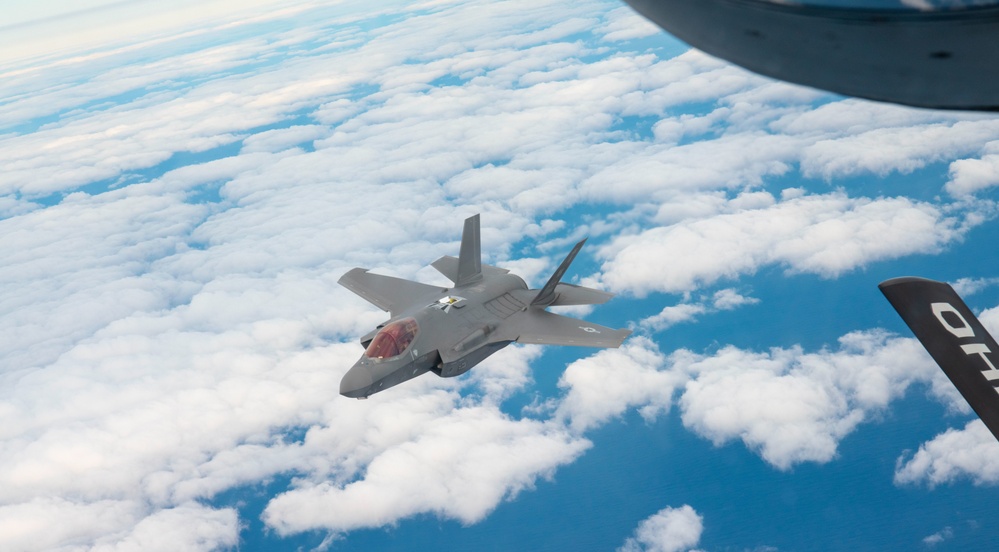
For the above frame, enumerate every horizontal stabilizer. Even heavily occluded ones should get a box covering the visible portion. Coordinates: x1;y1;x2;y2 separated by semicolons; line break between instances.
338;268;445;316
880;276;999;443
514;309;630;348
548;283;614;306
432;255;509;284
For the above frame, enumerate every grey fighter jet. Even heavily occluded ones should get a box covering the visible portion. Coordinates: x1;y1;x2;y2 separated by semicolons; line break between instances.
338;215;631;399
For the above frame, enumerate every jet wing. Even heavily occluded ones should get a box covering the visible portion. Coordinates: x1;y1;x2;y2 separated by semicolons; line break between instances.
511;309;631;348
622;0;999;111
338;268;445;316
880;276;999;443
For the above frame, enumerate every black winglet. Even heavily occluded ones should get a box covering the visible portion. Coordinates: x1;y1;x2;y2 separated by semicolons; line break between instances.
531;239;586;307
880;276;999;443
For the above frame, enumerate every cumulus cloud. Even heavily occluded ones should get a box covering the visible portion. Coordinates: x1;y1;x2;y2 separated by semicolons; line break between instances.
894;419;999;487
768;100;999;179
618;505;704;552
598;191;972;296
92;503;239;552
711;288;759;310
552;328;951;470
263;405;588;535
952;276;999;298
675;331;939;469
799;119;999;181
639;288;758;331
922;526;954;547
3;0;999;548
555;337;679;432
552;329;957;472
0;499;237;552
641;302;707;331
946;140;999;197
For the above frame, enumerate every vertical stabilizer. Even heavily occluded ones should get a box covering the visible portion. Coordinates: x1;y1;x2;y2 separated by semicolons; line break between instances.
456;214;482;287
531;239;586;306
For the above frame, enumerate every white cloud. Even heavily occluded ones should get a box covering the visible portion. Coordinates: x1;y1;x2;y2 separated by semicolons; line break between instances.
0;499;236;552
599;191;971;296
597;6;663;42
0;498;141;552
2;0;999;547
946;140;999;197
675;331;940;469
799;119;999;180
0;0;322;68
711;288;759;310
618;505;704;552
894;419;999;487
769;100;999;180
90;503;239;552
922;526;954;548
262;404;589;535
0;192;208;370
952;276;999;298
641;302;707;331
240;124;331;154
550;327;954;473
639;288;759;332
555;337;679;433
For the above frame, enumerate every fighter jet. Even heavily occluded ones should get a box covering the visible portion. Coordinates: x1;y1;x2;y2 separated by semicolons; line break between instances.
880;277;999;443
338;214;631;399
622;0;999;110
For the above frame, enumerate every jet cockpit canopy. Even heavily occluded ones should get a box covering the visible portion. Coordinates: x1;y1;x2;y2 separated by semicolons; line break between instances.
365;317;420;360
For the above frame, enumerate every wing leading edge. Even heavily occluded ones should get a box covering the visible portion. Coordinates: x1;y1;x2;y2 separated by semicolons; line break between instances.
338;268;445;317
880;276;999;443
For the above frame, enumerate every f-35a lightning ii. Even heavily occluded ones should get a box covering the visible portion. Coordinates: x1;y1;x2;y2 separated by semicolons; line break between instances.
337;215;631;399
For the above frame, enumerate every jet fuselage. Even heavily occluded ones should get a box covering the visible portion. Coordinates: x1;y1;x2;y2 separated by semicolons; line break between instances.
339;272;529;398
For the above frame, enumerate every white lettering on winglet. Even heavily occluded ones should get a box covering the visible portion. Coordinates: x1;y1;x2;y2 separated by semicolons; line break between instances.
933;302;999;390
932;302;975;338
962;343;999;380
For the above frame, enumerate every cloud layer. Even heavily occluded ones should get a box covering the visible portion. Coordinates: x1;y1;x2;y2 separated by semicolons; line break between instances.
2;0;999;549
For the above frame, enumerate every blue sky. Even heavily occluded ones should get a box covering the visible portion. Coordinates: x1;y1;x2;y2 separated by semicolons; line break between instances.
2;1;999;551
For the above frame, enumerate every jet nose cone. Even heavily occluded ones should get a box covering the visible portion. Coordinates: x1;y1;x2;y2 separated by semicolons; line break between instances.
340;363;374;398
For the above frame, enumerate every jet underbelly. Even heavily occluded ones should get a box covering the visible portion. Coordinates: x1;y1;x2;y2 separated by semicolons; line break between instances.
439;340;513;378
